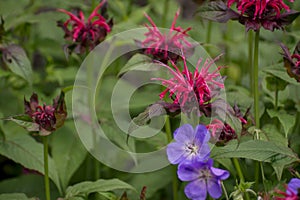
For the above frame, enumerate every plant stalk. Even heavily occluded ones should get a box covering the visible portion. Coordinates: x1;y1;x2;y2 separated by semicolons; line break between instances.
248;31;254;94
162;0;170;27
165;116;178;200
43;136;51;200
253;30;260;128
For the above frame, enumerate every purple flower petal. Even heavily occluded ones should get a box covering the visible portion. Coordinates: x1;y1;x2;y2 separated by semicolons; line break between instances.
207;178;222;199
211;167;230;180
287;178;300;195
195;125;210;143
185;180;207;200
173;124;195;142
177;162;201;181
196;143;211;162
166;142;185;164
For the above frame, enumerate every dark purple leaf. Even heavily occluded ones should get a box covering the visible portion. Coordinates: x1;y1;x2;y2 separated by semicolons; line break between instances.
197;1;239;23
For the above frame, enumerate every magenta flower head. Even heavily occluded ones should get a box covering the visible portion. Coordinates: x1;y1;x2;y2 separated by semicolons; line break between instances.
138;9;193;64
280;42;300;82
198;0;300;32
57;0;113;54
275;178;300;200
228;0;297;31
178;159;230;200
166;124;211;164
153;56;224;116
24;92;67;136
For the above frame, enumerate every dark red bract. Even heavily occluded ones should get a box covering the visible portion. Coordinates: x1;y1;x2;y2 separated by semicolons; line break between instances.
57;0;112;54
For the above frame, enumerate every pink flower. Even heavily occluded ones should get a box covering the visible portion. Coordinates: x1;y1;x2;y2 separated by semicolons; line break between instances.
153;55;224;115
57;0;113;54
139;9;193;63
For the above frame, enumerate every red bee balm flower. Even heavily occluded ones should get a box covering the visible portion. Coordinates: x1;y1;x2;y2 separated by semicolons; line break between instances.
24;93;67;136
198;0;299;32
227;0;297;31
139;9;193;63
153;56;224;115
57;0;112;54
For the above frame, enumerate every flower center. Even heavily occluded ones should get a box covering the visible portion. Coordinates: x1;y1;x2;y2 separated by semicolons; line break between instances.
32;105;56;131
185;143;199;155
199;168;213;180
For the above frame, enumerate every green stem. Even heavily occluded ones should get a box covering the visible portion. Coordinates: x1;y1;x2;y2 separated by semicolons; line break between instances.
43;136;51;200
253;30;260;128
165;117;178;200
248;31;254;94
161;0;170;27
206;21;212;45
260;162;266;191
232;158;244;182
94;159;100;180
275;88;278;110
232;158;250;200
221;182;229;200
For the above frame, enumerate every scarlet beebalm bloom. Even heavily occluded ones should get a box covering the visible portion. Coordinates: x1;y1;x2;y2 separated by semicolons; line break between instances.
24;92;67;136
280;42;300;82
138;9;194;64
198;0;299;32
153;56;225;116
57;0;113;54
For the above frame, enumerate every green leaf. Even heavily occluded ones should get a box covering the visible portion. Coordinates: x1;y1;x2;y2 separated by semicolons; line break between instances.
261;124;288;147
265;75;288;92
267;109;296;137
1;44;33;85
3;115;39;132
0;174;60;199
262;63;299;85
0;131;61;193
211;140;299;166
51;121;87;191
0;193;32;200
118;54;160;76
65;179;135;199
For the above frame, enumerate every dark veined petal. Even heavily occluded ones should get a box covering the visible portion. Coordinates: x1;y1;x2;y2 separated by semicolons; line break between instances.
207;178;223;199
177;162;201;181
184;179;207;200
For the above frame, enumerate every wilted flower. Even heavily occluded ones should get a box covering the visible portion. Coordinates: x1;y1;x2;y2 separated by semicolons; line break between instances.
280;42;300;82
153;55;224;116
166;124;211;164
24;92;67;136
275;178;300;200
178;158;230;200
138;9;193;63
206;105;251;144
57;0;113;54
198;0;299;32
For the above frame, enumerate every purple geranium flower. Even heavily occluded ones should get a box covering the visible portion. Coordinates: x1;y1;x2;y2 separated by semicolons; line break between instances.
275;178;300;200
178;159;230;200
166;124;211;164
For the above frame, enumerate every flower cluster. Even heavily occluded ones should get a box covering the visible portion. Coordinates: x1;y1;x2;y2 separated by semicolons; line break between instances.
138;9;193;64
153;56;225;116
198;0;299;32
275;178;300;199
24;92;67;136
57;0;113;54
280;42;300;82
167;124;230;200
